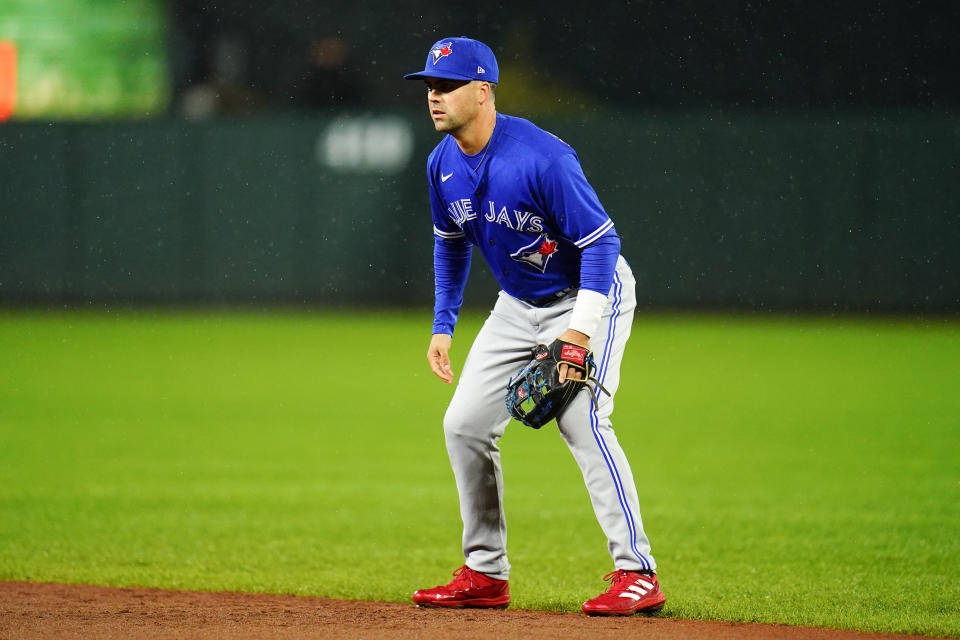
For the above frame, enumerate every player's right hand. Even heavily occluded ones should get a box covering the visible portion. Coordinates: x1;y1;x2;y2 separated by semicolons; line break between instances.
427;333;455;384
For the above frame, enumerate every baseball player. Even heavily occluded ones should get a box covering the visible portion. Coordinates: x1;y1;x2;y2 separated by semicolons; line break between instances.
404;36;665;616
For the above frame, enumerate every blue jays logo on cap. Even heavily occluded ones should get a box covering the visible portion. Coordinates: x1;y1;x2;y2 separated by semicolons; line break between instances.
404;36;499;84
431;42;454;63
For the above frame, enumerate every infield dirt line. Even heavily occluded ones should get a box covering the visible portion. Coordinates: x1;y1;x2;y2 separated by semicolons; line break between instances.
0;581;944;640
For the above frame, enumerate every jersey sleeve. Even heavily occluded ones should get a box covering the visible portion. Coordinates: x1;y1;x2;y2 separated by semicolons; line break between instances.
539;152;616;248
428;161;464;240
426;145;471;334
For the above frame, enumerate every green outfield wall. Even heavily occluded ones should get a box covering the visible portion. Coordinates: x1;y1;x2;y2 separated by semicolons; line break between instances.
1;110;958;311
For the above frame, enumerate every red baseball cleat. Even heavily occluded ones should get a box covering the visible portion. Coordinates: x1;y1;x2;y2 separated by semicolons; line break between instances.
581;570;666;616
413;565;510;609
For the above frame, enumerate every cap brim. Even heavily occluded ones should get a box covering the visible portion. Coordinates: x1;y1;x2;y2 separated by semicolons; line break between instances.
403;69;477;81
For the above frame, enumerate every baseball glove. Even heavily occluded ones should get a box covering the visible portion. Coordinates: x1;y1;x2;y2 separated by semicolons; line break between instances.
504;339;610;429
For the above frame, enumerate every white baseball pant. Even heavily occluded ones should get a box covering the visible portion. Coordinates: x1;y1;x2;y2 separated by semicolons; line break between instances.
442;256;656;580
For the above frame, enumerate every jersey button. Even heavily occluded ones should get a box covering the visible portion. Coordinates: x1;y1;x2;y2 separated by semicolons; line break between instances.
502;269;510;276
489;239;496;245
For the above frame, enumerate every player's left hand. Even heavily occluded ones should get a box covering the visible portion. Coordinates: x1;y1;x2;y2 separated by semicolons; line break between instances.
556;329;591;383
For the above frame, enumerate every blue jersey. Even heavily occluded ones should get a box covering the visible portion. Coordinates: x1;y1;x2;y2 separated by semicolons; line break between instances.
429;113;619;334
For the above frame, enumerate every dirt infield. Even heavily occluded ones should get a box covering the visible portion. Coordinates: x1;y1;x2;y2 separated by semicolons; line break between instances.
0;581;935;640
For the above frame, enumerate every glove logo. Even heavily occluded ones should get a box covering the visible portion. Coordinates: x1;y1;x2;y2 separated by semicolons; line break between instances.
561;344;586;366
431;42;453;64
510;233;558;273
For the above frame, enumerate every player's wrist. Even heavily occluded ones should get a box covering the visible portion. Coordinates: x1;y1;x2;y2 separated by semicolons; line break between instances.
568;289;608;338
558;328;590;346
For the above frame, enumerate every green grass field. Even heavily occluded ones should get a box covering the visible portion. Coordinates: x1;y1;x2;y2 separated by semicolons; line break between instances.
0;310;957;637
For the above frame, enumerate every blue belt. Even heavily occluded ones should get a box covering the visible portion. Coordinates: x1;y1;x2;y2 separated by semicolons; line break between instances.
523;286;576;307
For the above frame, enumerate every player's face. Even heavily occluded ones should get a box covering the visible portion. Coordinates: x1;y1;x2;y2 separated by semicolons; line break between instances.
424;78;482;133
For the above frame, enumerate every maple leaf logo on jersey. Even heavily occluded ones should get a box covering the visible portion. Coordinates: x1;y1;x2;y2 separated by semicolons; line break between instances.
431;42;453;64
511;234;559;273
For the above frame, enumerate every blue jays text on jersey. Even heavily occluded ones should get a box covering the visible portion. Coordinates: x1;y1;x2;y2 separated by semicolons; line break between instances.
429;112;618;308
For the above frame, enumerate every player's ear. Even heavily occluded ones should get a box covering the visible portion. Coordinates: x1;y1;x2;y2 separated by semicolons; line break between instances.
478;81;494;105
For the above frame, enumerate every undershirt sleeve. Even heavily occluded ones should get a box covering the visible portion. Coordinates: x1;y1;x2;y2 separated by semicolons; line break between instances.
432;235;472;336
568;234;620;337
579;233;620;295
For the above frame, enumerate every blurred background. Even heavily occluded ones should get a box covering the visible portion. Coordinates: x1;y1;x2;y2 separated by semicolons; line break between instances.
1;0;958;312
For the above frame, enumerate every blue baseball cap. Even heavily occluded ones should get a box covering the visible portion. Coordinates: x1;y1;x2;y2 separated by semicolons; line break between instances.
404;36;499;84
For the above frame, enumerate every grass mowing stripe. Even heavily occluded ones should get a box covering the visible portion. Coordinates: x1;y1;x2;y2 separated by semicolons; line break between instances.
0;310;956;637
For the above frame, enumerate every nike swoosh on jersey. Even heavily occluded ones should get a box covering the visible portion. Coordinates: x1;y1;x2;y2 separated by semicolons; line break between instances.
441;172;454;182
